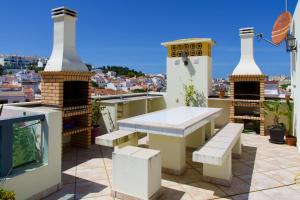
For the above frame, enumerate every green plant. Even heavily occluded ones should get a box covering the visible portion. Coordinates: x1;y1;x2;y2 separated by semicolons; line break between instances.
264;100;284;128
91;80;99;88
184;79;196;106
281;99;294;136
0;188;15;200
132;88;146;93
92;100;106;127
264;100;292;132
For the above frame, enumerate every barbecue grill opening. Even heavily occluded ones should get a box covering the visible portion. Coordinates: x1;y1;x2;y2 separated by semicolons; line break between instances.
64;81;89;107
234;81;260;100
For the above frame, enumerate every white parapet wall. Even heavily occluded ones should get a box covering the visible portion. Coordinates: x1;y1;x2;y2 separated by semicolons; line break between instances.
1;103;62;200
292;1;300;152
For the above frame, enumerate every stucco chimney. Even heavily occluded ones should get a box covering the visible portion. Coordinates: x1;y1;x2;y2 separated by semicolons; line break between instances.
232;27;262;75
45;7;88;72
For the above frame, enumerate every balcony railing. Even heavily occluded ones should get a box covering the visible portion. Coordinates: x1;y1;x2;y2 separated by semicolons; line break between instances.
0;113;46;178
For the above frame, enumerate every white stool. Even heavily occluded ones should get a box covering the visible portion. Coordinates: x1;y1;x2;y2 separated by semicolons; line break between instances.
112;146;161;200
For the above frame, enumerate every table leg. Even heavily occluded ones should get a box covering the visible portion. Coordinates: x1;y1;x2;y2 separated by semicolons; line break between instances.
205;120;215;139
186;127;206;149
149;134;185;175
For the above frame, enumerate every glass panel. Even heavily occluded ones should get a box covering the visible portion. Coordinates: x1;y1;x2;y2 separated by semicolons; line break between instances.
12;119;43;168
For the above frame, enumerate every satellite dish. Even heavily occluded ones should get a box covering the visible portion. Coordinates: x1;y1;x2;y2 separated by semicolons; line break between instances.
272;12;292;45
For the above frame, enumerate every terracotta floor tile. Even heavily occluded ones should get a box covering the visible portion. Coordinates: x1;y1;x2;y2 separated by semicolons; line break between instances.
217;177;252;196
181;181;226;199
264;157;299;169
159;186;192;200
231;191;272;200
81;195;114;200
238;172;283;191
62;160;77;172
75;179;111;199
244;160;281;172
289;184;300;193
76;167;108;183
162;179;181;187
43;184;75;200
103;158;112;167
177;168;202;184
262;186;300;200
232;162;254;176
263;168;296;185
49;135;300;199
62;171;76;185
76;158;105;170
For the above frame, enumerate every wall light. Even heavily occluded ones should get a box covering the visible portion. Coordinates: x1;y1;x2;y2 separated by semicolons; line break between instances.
182;52;188;66
286;34;297;52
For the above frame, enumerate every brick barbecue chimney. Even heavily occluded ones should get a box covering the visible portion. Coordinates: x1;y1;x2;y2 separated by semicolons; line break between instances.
40;7;94;148
232;27;262;75
45;7;88;72
230;27;266;135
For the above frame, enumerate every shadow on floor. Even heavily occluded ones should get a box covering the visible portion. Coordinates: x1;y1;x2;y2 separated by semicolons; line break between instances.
160;145;258;199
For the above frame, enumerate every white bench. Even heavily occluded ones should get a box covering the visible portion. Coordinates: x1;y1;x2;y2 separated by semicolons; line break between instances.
192;123;244;186
95;130;138;148
112;146;162;200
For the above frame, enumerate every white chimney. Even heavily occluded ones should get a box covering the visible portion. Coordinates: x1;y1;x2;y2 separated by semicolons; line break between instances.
45;7;88;72
232;27;262;75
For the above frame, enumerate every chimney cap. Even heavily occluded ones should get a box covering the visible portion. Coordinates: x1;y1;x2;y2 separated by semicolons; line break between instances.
239;27;255;35
51;6;77;17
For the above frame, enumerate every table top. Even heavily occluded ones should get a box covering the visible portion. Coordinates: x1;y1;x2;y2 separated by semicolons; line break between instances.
118;106;222;137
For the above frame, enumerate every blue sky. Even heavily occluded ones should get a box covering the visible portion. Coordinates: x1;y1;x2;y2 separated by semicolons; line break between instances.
0;0;297;77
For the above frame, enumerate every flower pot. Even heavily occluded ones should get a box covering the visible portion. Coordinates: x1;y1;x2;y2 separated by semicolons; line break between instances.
286;135;297;146
219;91;225;98
285;94;291;101
91;126;101;144
269;127;285;144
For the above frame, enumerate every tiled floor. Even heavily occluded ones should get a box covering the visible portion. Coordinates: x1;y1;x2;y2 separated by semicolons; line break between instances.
44;134;300;200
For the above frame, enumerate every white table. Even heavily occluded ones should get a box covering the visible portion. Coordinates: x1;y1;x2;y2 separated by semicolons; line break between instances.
118;106;222;175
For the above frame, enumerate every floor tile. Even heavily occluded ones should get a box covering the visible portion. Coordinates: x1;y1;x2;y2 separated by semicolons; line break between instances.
76;167;108;183
75;179;111;199
238;172;283;191
43;184;75;200
62;170;76;185
181;181;226;200
232;162;254;176
159;186;192;200
231;191;272;200
76;158;105;170
263;168;296;185
217;177;252;196
47;135;300;199
177;168;202;184
262;185;300;200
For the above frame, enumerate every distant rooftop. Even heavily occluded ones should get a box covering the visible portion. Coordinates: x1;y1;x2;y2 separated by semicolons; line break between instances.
161;38;215;46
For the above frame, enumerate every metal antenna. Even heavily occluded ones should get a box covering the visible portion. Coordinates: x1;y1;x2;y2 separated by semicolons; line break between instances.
256;33;280;47
285;0;288;12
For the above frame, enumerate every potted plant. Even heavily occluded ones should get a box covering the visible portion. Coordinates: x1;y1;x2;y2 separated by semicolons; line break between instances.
282;99;296;146
265;100;285;144
0;188;15;200
217;83;226;98
91;100;105;144
184;82;196;107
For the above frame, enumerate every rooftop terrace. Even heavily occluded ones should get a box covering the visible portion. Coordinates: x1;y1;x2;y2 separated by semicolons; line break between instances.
43;133;300;200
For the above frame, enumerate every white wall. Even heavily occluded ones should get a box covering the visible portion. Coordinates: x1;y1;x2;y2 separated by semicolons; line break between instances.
166;56;212;108
292;1;300;151
1;104;62;200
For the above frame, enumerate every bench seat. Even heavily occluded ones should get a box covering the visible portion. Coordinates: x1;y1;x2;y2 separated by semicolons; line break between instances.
95;130;137;147
192;123;244;186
